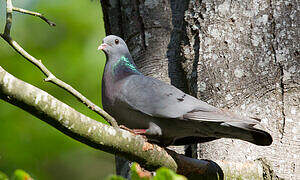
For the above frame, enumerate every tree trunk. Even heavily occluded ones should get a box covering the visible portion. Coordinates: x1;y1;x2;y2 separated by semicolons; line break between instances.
101;0;192;177
181;1;299;179
101;0;299;179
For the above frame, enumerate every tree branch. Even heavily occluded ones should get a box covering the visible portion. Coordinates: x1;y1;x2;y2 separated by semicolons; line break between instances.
0;1;224;178
3;0;13;36
0;65;223;178
12;7;56;26
0;0;118;127
0;65;176;171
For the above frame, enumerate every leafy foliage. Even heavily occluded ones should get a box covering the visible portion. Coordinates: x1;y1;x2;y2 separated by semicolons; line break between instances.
106;175;126;180
106;163;187;180
0;169;33;180
0;171;9;180
12;169;33;180
153;168;186;180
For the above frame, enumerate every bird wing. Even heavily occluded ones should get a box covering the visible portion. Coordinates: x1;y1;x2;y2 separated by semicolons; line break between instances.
118;74;259;126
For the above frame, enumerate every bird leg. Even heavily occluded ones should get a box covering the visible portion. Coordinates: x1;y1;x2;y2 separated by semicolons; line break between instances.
119;125;148;139
132;129;147;135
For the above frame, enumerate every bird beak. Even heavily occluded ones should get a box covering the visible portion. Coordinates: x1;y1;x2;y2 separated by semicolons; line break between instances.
97;43;108;51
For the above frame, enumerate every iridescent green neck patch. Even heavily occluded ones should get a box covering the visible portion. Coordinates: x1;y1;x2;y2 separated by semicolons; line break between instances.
113;56;140;75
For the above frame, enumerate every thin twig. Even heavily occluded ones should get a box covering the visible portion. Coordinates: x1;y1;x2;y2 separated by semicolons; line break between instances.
0;0;118;127
0;66;177;172
12;7;56;26
4;0;13;36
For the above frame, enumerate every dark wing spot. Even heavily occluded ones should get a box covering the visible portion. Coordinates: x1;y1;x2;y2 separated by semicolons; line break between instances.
250;117;261;122
166;93;173;96
177;97;184;101
177;94;186;102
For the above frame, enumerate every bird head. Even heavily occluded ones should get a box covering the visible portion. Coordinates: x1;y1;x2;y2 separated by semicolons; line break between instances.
98;35;129;58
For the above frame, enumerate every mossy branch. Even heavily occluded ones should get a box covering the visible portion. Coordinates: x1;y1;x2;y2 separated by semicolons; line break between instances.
0;1;224;178
0;66;223;178
0;0;118;127
0;65;176;171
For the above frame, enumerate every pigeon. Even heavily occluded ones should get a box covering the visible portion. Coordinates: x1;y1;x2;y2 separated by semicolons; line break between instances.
98;35;272;147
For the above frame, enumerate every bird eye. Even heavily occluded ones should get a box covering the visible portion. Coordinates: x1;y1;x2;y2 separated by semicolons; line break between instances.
115;39;119;44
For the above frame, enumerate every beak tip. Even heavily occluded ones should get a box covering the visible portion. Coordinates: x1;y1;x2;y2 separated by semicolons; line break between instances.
98;43;107;51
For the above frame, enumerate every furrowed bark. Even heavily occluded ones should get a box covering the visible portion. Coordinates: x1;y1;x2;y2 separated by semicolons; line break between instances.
101;0;201;177
101;0;299;179
182;0;299;179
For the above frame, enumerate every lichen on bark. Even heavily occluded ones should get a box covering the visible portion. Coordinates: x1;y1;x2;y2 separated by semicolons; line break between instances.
181;0;299;179
101;0;299;178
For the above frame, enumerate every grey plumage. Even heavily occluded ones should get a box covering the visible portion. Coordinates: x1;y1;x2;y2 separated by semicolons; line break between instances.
99;35;272;147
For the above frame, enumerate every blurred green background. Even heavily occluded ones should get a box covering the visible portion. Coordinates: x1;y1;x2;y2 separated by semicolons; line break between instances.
0;0;115;179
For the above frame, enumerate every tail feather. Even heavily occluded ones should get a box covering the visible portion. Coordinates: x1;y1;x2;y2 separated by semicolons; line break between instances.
224;127;273;146
212;123;273;146
248;128;273;146
183;109;273;146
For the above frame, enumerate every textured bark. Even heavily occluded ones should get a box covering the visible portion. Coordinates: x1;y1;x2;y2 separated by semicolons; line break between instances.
101;0;193;177
181;0;299;179
101;0;299;179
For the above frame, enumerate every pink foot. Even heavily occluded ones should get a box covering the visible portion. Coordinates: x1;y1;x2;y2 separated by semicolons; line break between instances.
132;129;147;135
119;125;148;140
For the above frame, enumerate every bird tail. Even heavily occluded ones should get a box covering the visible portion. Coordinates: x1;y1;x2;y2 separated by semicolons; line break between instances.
214;124;273;146
184;109;273;146
246;128;273;146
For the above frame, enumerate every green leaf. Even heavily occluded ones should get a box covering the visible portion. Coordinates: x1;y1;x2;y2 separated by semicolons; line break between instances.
0;171;9;180
105;175;126;180
130;163;151;180
12;169;33;180
107;163;187;180
153;167;187;180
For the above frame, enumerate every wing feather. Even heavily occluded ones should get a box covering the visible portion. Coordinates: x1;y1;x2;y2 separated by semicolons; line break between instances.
119;74;260;128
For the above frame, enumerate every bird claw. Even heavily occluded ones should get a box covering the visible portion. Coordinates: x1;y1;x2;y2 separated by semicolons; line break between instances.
119;125;148;140
119;125;134;132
